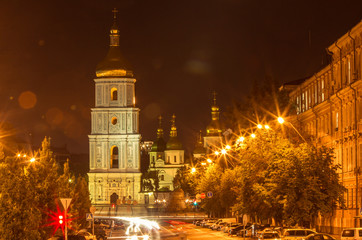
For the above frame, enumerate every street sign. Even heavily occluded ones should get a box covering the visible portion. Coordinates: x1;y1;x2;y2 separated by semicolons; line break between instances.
200;193;206;199
207;191;213;198
60;198;72;210
90;206;96;214
86;213;93;221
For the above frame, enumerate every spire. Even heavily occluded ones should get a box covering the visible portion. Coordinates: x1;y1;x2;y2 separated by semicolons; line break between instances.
211;91;220;121
170;114;177;137
157;115;164;139
206;91;222;136
166;114;183;150
110;8;120;46
198;130;203;144
193;130;206;155
96;8;133;78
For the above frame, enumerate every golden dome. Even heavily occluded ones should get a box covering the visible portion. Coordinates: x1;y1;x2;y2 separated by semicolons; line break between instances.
96;9;133;78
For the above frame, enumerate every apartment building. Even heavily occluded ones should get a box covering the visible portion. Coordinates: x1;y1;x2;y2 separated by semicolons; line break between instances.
283;20;362;233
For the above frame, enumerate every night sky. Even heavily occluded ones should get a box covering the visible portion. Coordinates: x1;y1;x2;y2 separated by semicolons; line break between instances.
0;0;361;154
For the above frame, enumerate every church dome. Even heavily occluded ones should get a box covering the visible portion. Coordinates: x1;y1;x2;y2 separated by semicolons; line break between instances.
151;138;166;152
206;92;222;136
166;137;183;150
166;114;183;150
96;10;133;78
193;130;206;154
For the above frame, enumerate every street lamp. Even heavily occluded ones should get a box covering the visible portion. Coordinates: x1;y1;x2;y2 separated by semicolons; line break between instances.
277;117;285;124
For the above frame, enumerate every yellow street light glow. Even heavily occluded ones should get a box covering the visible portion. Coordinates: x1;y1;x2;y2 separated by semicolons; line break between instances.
30;158;36;163
207;158;212;163
238;136;245;142
17;153;21;157
68;179;72;183
162;199;166;202
23;154;27;158
191;167;196;173
257;124;262;129
201;162;206;166
221;149;227;154
225;145;231;150
278;117;285;124
214;151;220;155
264;125;270;129
251;133;256;138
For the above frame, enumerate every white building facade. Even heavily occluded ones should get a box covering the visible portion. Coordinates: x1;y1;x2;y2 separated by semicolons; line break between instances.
88;11;142;205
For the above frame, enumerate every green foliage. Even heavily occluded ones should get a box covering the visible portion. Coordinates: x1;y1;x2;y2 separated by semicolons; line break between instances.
0;137;92;239
70;176;92;229
181;129;345;227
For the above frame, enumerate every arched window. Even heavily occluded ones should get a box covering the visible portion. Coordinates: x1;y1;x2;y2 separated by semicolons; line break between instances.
111;88;118;101
111;146;119;168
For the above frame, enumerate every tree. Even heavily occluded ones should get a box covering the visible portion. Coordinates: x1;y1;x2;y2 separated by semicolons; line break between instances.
230;129;345;227
70;176;92;230
0;136;93;239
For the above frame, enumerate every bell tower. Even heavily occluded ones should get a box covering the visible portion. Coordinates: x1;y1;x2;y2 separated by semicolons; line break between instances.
88;9;142;205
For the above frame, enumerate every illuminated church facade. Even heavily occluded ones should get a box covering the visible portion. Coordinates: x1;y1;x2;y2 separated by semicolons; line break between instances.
88;11;142;205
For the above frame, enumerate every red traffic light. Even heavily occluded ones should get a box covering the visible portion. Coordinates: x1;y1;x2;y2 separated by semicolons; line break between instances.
112;204;115;208
58;215;64;224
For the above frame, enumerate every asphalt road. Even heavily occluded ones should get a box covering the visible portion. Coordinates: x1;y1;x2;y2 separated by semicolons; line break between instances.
185;224;243;239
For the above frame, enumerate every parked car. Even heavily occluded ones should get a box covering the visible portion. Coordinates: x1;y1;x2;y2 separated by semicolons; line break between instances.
224;224;240;233
237;227;252;237
341;228;362;240
282;229;317;240
306;233;336;240
214;222;228;231
210;219;222;230
77;229;97;240
259;231;281;240
203;220;217;228
229;225;245;236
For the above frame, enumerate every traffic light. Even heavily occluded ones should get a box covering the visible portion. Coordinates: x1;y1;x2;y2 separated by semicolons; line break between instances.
58;215;64;225
112;204;115;208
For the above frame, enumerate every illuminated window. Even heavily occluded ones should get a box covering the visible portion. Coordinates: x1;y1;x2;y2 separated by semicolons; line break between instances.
111;117;117;125
111;88;118;101
111;146;119;168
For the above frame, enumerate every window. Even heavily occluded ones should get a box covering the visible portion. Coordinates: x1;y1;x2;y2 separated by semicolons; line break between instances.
348;59;351;83
111;117;117;125
321;79;325;101
111;146;119;168
111;87;118;101
167;156;170;163
336;112;339;130
160;175;164;181
174;156;177;163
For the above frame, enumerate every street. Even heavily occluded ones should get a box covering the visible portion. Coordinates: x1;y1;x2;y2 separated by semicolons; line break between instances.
102;220;246;240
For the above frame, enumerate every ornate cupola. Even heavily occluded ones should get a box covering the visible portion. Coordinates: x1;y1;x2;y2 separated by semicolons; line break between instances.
151;116;166;152
193;130;206;156
166;114;183;150
206;92;222;136
96;8;133;78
